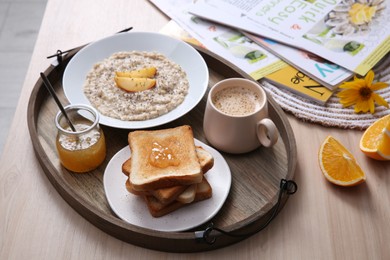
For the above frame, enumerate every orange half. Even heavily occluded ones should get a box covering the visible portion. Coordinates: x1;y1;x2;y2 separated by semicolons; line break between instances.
360;114;390;160
319;136;366;186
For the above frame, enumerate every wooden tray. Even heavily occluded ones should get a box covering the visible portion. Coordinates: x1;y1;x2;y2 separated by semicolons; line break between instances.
27;45;297;252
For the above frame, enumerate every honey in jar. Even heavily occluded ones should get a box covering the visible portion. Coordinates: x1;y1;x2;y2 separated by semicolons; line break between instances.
55;104;106;173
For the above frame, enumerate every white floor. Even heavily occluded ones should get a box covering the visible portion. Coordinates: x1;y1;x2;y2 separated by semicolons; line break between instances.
0;0;47;156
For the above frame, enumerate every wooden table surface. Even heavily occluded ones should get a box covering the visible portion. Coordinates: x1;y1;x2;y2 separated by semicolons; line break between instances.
1;0;389;259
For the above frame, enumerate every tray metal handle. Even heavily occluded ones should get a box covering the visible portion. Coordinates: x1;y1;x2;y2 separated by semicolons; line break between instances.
195;179;297;245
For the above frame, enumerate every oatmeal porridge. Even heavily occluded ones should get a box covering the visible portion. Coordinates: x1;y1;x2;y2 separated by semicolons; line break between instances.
83;51;189;121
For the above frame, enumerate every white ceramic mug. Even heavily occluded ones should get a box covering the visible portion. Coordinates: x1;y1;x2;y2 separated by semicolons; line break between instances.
203;78;278;154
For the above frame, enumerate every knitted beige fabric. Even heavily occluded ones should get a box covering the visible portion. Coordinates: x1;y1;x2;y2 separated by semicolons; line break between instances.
261;53;390;130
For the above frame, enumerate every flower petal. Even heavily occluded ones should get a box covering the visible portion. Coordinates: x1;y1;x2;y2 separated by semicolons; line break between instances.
337;88;359;97
338;92;360;106
372;93;390;108
365;70;375;87
339;94;359;104
370;82;389;91
339;79;366;89
353;102;361;113
368;98;375;114
354;105;362;113
342;100;358;107
355;100;370;113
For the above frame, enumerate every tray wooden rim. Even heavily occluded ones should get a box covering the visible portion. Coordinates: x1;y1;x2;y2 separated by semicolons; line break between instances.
27;45;297;252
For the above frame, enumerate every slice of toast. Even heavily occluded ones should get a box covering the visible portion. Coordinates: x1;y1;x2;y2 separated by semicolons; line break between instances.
122;145;214;204
125;178;187;204
122;146;214;177
125;179;150;196
144;177;213;217
194;146;214;175
128;125;202;191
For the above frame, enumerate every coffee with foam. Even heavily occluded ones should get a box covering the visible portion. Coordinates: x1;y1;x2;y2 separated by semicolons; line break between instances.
212;86;263;116
204;78;278;153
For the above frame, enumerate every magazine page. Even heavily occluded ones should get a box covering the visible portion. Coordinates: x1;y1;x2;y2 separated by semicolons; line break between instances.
150;0;287;80
245;33;353;90
189;0;390;76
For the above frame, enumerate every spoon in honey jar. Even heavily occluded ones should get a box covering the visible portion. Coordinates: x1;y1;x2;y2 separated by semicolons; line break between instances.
40;72;77;132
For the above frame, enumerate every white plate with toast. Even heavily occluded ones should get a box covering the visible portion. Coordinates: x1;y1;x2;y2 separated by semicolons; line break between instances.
63;32;209;129
103;139;231;232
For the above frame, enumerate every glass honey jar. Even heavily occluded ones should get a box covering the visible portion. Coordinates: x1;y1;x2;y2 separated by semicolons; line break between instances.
55;104;106;173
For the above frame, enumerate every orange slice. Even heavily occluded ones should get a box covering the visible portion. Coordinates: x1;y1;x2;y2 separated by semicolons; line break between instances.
360;114;390;160
115;67;156;78
319;136;366;186
377;126;390;160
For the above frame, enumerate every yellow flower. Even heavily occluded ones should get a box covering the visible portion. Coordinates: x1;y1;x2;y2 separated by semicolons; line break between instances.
337;70;389;114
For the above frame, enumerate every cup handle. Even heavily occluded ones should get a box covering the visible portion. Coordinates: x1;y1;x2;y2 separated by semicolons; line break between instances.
256;118;278;148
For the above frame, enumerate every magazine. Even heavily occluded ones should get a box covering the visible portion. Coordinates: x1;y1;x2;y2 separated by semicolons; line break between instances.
159;20;333;104
150;0;287;80
264;66;333;104
151;0;334;103
188;0;390;76
245;32;353;90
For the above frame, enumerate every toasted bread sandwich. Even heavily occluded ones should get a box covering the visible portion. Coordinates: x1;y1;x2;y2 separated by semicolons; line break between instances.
128;125;203;191
122;145;214;204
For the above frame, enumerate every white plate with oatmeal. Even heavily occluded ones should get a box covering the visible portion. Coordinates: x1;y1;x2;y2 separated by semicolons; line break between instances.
103;139;231;232
63;32;209;129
